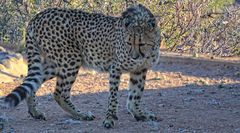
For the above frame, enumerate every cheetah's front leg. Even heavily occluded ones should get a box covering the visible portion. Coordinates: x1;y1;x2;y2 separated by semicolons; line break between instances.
103;68;121;128
127;69;157;121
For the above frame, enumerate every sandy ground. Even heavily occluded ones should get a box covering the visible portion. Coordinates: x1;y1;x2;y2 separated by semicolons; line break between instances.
0;53;240;133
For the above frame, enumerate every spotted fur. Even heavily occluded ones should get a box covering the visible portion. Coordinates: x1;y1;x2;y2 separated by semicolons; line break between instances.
4;4;160;128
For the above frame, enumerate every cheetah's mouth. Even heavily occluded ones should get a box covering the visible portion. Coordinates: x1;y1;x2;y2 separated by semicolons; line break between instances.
128;33;146;60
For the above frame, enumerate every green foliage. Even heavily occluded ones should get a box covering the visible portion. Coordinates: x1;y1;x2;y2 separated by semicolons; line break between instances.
208;0;235;10
0;0;239;56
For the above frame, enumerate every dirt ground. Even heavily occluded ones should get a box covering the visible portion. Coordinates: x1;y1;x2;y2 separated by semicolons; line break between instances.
0;53;240;133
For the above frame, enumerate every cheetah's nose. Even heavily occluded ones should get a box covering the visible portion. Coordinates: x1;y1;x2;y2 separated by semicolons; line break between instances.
131;52;140;60
132;55;139;60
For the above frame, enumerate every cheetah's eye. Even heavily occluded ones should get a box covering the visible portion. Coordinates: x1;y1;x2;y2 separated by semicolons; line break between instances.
125;20;131;27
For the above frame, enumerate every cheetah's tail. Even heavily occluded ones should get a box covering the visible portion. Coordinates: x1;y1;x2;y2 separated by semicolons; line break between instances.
4;36;43;108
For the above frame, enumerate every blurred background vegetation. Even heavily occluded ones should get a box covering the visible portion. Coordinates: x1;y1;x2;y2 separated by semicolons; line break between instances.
0;0;239;56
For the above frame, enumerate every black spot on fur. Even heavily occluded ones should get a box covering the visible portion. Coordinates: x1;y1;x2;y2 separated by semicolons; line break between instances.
130;78;138;85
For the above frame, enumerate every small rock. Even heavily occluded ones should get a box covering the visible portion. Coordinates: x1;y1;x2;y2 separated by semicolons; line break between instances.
15;53;23;60
10;127;15;133
45;129;56;133
218;84;225;89
158;92;162;96
234;72;240;78
187;88;205;95
147;121;160;131
184;97;195;102
235;128;240;133
46;94;53;101
0;47;6;52
158;104;165;107
228;86;234;89
208;99;220;106
209;91;217;94
169;124;174;127
195;88;205;93
82;100;91;104
178;128;189;133
56;119;81;125
232;92;240;97
185;84;195;88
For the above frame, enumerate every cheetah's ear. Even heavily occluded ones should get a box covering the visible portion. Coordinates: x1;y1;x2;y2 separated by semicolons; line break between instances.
122;7;136;28
139;5;156;30
147;18;157;30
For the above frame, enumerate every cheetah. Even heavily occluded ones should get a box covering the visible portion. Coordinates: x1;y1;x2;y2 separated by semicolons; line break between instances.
3;4;160;128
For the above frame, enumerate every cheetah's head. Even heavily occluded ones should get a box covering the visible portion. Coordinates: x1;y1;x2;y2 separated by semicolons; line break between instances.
122;4;160;60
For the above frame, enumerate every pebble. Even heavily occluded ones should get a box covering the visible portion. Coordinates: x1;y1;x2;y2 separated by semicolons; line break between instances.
193;88;205;94
208;99;220;106
178;128;191;133
187;88;205;95
218;84;225;89
158;104;165;107
56;119;81;125
147;121;160;131
232;92;240;97
0;46;6;52
183;96;195;102
235;128;240;133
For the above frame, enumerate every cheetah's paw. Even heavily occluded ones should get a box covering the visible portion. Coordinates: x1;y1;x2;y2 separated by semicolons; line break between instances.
134;112;157;121
103;118;115;128
28;110;46;120
74;111;95;121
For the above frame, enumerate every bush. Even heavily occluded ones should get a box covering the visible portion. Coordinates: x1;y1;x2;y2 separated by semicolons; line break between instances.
0;0;239;56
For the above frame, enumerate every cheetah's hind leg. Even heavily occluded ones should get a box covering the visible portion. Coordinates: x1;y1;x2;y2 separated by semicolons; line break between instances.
54;66;95;121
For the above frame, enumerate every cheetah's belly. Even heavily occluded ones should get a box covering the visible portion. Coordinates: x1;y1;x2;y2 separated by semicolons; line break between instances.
81;52;113;72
